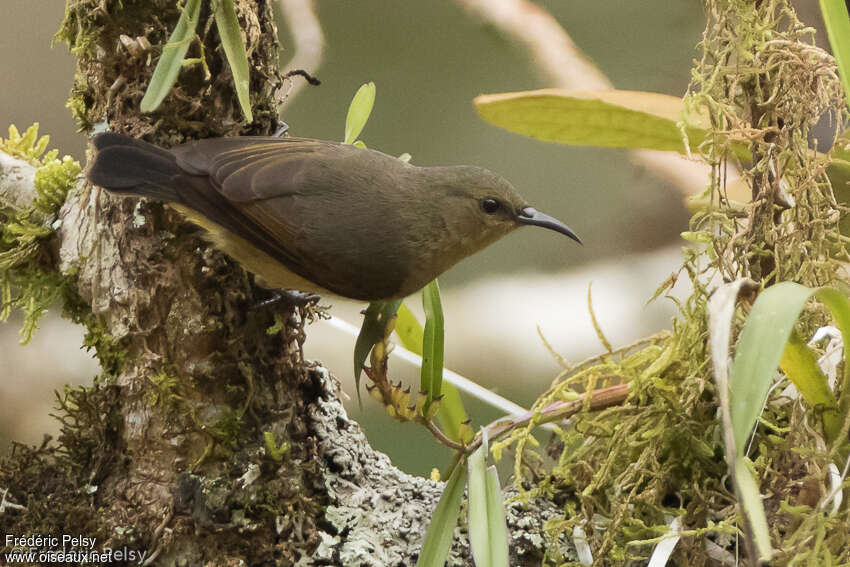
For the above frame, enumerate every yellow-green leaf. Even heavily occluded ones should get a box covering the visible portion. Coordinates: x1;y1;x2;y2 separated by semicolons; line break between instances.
779;330;840;442
820;0;850;109
395;303;425;353
344;82;376;145
474;89;710;153
421;280;445;411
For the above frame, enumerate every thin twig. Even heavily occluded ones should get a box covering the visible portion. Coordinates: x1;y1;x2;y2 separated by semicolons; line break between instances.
275;0;325;110
467;383;630;454
0;487;26;514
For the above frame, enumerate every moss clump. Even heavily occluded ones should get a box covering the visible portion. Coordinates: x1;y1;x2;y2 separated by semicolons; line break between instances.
0;384;124;557
0;124;81;344
494;1;850;564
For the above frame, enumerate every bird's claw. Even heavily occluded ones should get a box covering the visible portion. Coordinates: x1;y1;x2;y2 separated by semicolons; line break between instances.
252;289;319;310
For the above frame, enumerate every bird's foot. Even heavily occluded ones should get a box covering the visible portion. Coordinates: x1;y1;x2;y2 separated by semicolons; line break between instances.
252;289;320;310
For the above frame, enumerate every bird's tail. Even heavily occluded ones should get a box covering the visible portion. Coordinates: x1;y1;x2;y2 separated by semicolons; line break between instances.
87;133;183;202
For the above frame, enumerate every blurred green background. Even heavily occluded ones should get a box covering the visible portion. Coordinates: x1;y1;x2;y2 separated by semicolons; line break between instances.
0;0;713;475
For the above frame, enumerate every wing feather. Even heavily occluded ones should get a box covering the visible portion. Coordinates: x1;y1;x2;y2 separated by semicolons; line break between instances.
169;136;411;299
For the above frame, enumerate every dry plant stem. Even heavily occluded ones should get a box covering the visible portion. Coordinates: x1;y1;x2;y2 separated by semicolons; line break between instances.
420;418;467;453
473;383;629;454
454;0;712;194
417;382;628;455
366;327;629;454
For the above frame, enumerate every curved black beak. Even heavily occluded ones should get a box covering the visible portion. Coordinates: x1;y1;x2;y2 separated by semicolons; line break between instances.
517;207;582;244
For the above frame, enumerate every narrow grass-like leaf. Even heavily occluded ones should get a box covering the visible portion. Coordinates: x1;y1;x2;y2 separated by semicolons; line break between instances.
467;432;489;567
779;330;840;442
344;82;376;145
730;282;814;452
353;299;402;402
483;467;509;567
140;0;202;113
422;280;445;410
467;431;509;567
732;283;850;452
709;280;778;561
734;456;774;561
214;0;253;122
396;302;468;440
820;0;850;109
416;463;467;567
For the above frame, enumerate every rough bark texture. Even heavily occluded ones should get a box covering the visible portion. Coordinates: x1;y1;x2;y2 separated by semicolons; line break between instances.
0;1;567;566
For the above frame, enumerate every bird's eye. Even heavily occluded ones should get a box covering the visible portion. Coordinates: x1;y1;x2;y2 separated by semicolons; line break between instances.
480;198;501;214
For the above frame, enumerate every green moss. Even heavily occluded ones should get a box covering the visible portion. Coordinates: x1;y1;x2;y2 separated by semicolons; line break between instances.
263;431;290;462
145;370;182;407
0;124;81;344
491;1;850;563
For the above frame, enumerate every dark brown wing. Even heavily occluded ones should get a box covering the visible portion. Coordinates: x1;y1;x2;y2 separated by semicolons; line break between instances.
170;137;412;300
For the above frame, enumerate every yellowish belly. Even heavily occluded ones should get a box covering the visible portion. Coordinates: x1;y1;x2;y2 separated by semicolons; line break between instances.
170;204;337;297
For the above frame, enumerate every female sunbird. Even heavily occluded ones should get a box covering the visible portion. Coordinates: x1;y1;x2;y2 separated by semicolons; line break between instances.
88;133;581;301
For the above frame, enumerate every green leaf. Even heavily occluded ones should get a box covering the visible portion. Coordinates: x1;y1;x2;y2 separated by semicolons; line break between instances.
779;330;840;442
734;456;774;561
819;0;850;110
731;283;850;452
353;300;402;403
416;462;467;567
214;0;253;122
474;89;711;153
421;280;445;411
474;89;850;233
140;0;202;113
467;437;489;567
730;282;814;452
396;302;469;441
467;431;509;567
344;82;376;145
434;384;469;442
483;467;509;567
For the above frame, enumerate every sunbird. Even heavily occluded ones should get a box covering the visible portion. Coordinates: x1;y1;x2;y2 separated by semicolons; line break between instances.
88;133;581;300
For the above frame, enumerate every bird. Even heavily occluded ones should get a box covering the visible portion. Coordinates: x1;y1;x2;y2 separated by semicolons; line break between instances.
87;132;581;301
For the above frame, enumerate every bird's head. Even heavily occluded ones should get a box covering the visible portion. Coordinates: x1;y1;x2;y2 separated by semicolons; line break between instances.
431;165;582;253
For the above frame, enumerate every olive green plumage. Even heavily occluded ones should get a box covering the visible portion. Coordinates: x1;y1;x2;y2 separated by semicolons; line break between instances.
88;133;579;301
